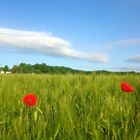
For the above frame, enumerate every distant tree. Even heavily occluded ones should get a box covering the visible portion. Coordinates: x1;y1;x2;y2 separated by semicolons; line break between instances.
11;65;20;73
3;65;9;73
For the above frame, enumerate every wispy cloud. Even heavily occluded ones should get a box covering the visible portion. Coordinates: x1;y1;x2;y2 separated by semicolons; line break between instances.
115;38;140;46
119;66;140;72
126;55;140;63
0;28;108;63
98;38;140;52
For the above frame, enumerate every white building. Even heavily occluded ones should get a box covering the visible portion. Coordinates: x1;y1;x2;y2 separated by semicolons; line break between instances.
0;71;5;74
6;71;12;74
0;71;12;74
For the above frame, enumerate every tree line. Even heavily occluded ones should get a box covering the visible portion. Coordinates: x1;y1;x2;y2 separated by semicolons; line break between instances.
0;63;139;74
0;63;87;74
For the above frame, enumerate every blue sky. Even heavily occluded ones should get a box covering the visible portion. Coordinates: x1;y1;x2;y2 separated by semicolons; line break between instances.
0;0;140;71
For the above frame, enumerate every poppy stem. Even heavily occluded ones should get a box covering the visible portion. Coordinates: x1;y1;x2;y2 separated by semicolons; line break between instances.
29;108;34;140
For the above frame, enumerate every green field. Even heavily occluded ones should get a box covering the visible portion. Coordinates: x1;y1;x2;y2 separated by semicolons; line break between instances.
0;74;140;140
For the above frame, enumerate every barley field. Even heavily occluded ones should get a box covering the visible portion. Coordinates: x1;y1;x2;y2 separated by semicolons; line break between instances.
0;74;140;140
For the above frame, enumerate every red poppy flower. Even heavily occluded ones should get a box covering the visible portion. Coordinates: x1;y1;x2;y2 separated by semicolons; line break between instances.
121;82;134;92
23;94;37;106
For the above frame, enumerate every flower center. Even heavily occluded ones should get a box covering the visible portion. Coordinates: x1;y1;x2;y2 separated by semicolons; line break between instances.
28;99;32;104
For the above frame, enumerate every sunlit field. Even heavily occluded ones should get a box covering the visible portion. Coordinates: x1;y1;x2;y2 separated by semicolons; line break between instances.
0;74;140;140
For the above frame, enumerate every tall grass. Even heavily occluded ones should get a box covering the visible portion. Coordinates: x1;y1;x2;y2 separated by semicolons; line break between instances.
0;74;140;140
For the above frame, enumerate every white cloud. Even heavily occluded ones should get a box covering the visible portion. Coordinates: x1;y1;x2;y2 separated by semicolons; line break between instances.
126;55;140;63
0;28;108;63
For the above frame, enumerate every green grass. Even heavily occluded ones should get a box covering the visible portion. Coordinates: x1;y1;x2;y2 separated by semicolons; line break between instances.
0;74;140;140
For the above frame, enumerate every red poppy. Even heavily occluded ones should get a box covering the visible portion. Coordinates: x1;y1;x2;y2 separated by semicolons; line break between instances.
23;94;37;106
121;82;134;92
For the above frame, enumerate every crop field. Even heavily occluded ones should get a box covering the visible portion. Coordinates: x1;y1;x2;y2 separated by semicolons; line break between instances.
0;74;140;140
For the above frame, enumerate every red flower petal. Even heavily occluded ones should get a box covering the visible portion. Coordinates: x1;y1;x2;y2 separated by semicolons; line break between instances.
121;82;134;92
23;94;37;106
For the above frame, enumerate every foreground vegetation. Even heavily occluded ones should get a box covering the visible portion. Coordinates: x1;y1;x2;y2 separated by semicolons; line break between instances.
0;73;140;140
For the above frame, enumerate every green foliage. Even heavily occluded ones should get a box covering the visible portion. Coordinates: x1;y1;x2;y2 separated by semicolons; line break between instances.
0;74;140;140
3;65;9;73
11;63;85;74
